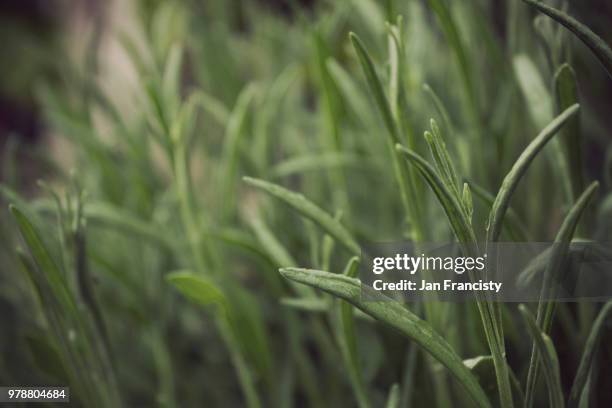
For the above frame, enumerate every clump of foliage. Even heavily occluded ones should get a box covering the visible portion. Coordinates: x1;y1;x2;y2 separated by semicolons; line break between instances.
1;0;612;407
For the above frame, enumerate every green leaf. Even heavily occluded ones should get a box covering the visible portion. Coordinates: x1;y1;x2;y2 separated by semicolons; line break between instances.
512;54;553;129
190;90;230;126
166;271;271;407
462;183;473;224
487;103;580;242
10;205;76;314
463;355;493;371
270;153;366;179
555;64;584;201
516;246;554;289
349;32;399;143
1;186;47;230
513;54;573;204
13;211;120;407
162;43;184;117
119;32;154;76
426;0;476;113
243;177;360;255
539;182;599;331
253;65;298;173
519;305;564;408
167;271;272;398
85;201;174;250
24;334;70;383
463;355;525;402
248;217;314;297
313;30;342;149
522;0;612;79
386;19;402;125
220;84;257;216
326;58;375;128
337;257;369;408
396;146;512;408
396;145;475;246
350;32;423;239
463;356;498;396
525;181;599;407
280;297;328;312
145;78;171;146
352;0;385;37
399;344;418;407
166;271;227;311
568;301;612;408
206;227;272;264
424;119;460;197
225;286;273;389
467;181;530;242
248;217;296;268
422;84;455;139
515;241;611;288
279;268;491;408
385;383;400;408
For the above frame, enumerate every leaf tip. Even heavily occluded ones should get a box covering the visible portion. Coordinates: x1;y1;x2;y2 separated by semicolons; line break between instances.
242;176;257;185
279;267;302;281
165;270;190;284
348;32;363;48
568;102;580;113
8;203;20;217
555;62;574;75
586;180;600;195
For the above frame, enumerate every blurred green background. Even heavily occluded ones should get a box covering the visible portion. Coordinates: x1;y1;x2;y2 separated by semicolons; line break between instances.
1;0;612;407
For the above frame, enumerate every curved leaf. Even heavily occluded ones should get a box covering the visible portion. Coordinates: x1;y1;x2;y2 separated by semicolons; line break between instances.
424;120;460;197
10;205;75;313
350;32;423;239
243;177;360;255
280;268;491;408
467;180;530;242
221;84;257;216
487;103;580;242
326;58;375;128
519;305;564;408
554;64;584;200
166;271;227;311
248;216;314;297
568;301;612;408
349;32;399;143
270;153;366;179
385;383;400;408
522;0;612;79
396;145;475;246
426;0;476;111
539;182;599;331
525;181;599;407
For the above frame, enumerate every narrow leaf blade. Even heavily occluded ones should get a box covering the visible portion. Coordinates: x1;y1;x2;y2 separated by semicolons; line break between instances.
487;104;580;241
522;0;612;78
568;301;612;407
166;271;227;310
519;305;565;408
280;268;491;408
243;177;360;255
